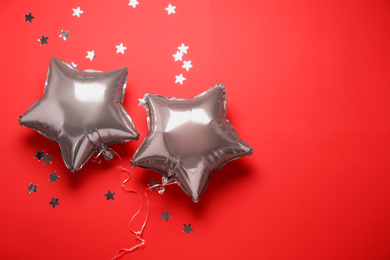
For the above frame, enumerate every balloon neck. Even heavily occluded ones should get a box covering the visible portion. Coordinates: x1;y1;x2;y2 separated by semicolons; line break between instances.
101;146;114;161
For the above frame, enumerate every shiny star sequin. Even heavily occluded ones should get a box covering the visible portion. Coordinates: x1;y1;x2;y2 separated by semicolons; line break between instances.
86;50;96;61
178;43;188;54
49;197;60;209
147;179;159;190
49;171;60;183
128;0;139;8
161;211;172;222
183;223;194;235
24;13;34;23
165;4;176;15
38;35;48;46
104;190;115;201
182;60;192;71
34;150;44;161
116;43;127;54
59;30;70;41
173;51;183;61
27;183;38;194
72;7;83;18
42;154;53;165
175;74;186;85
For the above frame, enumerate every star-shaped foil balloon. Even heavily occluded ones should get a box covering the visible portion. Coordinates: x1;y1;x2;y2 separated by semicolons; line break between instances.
131;84;253;202
19;58;139;172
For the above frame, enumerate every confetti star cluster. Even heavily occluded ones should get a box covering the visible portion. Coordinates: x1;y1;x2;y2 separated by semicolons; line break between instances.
172;43;192;85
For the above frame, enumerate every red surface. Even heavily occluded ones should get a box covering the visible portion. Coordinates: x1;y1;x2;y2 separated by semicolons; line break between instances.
1;0;390;259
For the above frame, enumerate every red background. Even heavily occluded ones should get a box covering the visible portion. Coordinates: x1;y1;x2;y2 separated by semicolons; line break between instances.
1;0;390;259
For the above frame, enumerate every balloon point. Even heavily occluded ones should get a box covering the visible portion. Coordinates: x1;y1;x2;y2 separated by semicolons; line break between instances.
192;197;199;203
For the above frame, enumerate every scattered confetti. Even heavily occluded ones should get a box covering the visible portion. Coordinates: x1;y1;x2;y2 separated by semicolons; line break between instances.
182;224;194;235
59;30;70;41
104;190;115;201
42;154;53;165
116;43;127;54
71;62;78;68
24;13;34;23
165;4;176;15
182;60;192;71
72;7;83;18
86;50;96;61
173;51;183;61
49;197;60;209
49;171;60;183
128;0;139;8
175;74;186;85
138;98;145;106
147;179;159;190
161;211;172;222
27;183;38;194
34;150;44;161
38;35;49;46
178;43;188;54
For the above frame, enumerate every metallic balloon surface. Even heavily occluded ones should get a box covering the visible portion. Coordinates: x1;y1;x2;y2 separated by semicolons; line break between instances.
131;84;253;202
19;58;139;172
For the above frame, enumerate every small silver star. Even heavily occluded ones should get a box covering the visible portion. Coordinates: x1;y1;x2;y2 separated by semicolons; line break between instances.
27;183;38;194
38;35;48;46
49;197;60;209
183;223;194;235
86;50;96;61
138;98;145;106
175;74;186;85
104;190;115;201
116;43;127;54
161;211;172;222
178;43;188;54
173;51;183;61
71;62;78;68
49;171;60;183
182;60;193;71
147;179;159;190
34;150;44;161
72;7;83;18
59;30;70;41
42;154;53;165
165;4;176;15
128;0;139;8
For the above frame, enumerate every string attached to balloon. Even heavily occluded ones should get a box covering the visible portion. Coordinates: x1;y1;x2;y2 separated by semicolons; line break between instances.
112;171;179;260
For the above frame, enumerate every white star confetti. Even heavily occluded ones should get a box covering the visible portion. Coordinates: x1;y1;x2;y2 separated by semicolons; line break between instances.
72;7;83;18
116;43;127;54
178;43;188;54
165;4;176;15
86;50;96;61
129;0;139;8
173;51;183;61
138;98;145;106
175;74;186;85
71;62;78;68
182;60;192;71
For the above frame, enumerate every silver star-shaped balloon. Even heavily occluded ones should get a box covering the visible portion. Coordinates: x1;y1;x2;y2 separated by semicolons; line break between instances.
131;84;253;202
27;183;38;194
19;58;139;172
49;171;60;183
104;190;115;201
49;197;60;208
34;150;44;161
147;179;159;190
42;154;53;165
161;211;172;222
182;223;194;235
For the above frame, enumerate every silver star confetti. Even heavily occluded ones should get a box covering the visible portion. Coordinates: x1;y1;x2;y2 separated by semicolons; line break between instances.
59;30;70;41
147;179;159;190
183;224;194;235
182;60;192;71
27;183;38;194
42;154;53;165
86;50;96;61
138;98;146;106
104;190;115;201
165;4;176;15
71;62;78;68
24;13;34;23
49;197;60;209
175;74;186;85
49;171;60;183
72;7;83;17
34;150;44;161
38;35;48;46
178;43;188;54
161;211;172;222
